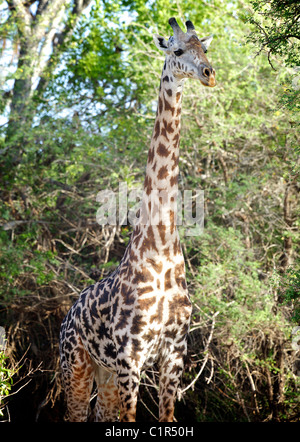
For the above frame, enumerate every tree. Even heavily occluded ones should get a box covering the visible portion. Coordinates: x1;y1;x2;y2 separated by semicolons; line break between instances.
1;0;92;172
245;0;299;326
245;0;300;114
246;1;300;66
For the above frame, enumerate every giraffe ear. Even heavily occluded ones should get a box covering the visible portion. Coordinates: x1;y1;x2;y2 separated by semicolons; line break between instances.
199;35;213;53
153;34;170;53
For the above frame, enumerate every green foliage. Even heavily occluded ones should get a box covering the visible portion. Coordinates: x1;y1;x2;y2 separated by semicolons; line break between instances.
0;352;14;419
245;0;300;65
0;225;59;300
190;224;272;330
244;0;300;115
279;267;300;323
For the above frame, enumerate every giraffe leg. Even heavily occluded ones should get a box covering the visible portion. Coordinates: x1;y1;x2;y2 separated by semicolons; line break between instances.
60;318;94;421
117;368;140;422
158;355;184;422
92;366;120;422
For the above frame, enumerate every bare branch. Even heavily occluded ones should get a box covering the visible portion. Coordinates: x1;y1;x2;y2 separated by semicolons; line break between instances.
178;311;219;399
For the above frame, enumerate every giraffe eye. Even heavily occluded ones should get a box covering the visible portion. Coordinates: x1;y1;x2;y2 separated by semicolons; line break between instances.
174;49;184;56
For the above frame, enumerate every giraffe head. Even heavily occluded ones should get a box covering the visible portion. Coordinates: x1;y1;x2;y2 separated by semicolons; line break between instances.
154;18;216;87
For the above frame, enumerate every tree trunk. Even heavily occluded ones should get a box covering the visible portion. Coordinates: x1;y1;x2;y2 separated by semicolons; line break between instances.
3;0;92;172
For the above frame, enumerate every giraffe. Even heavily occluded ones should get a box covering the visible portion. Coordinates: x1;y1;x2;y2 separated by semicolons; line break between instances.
59;17;216;422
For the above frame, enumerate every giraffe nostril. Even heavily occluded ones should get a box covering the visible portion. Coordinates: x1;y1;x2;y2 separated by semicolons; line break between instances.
203;67;210;77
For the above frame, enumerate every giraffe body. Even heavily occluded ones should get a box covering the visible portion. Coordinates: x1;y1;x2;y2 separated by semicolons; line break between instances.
60;17;215;422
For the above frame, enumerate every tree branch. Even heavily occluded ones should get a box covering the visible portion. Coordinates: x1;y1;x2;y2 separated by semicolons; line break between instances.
9;0;32;36
35;0;92;96
31;0;68;83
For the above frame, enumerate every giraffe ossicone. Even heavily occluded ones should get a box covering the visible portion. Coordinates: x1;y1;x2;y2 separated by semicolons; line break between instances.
59;17;216;422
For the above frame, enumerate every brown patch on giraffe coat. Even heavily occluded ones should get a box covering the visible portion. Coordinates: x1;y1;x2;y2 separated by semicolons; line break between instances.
121;283;136;304
158;97;163;114
146;258;163;274
170;364;183;375
174;263;186;290
174;344;186;356
133;267;154;285
169;210;175;232
160;375;167;386
131;314;147;334
161;400;173;421
157;221;166;245
157;142;170;157
163;246;170;260
170;175;178;187
166;294;191;327
161;128;169;141
163;99;175;115
121;410;136;422
165;329;177;340
144;175;152;195
176;92;181;103
131;338;142;364
154;120;160;140
171;153;179;172
150;297;164;323
161;119;174;140
173;237;181;255
148;146;155;164
140;225;158;258
172;133;180;148
138;296;156;311
129;249;138;262
142;328;158;343
164;269;172;291
157;165;169;180
166;89;172;97
132;225;142;248
137;285;154;296
115;308;131;330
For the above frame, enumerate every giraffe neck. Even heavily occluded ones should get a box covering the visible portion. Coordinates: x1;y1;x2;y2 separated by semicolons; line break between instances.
145;61;184;193
130;61;185;260
140;61;185;231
